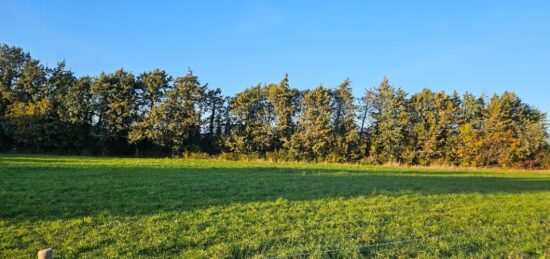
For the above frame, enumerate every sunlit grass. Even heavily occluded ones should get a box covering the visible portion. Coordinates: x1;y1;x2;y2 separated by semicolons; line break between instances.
1;155;549;258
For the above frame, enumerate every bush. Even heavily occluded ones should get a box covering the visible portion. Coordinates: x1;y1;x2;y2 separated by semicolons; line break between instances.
182;151;211;159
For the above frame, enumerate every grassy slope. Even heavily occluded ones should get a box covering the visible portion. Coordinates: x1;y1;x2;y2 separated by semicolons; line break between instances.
0;155;549;258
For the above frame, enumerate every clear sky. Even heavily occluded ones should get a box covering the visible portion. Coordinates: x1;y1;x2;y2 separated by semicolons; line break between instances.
2;0;549;115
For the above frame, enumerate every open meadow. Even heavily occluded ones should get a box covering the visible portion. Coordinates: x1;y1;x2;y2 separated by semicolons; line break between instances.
1;155;549;258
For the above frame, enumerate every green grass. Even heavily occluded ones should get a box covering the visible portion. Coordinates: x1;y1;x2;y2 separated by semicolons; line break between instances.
1;155;549;258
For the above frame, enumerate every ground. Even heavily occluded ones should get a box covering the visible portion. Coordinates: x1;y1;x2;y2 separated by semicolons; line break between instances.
0;155;549;258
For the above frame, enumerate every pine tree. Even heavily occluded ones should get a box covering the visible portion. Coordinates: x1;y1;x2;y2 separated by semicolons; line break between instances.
12;59;48;103
457;92;485;166
331;79;362;161
409;89;461;165
358;89;375;157
91;69;138;155
136;69;172;112
140;69;206;156
0;44;32;119
368;78;411;164
289;86;333;161
480;92;548;167
203;88;225;153
62;76;94;154
515;112;548;168
129;69;172;154
0;43;548;167
266;74;300;151
45;61;78;152
409;88;436;165
440;91;461;164
5;57;51;152
0;44;31;150
226;84;274;155
481;93;517;166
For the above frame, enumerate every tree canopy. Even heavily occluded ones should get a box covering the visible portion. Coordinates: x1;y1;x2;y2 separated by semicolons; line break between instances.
0;43;548;168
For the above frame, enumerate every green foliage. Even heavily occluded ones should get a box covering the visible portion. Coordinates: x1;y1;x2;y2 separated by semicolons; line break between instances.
3;55;66;152
265;74;300;150
132;69;206;156
409;89;461;165
0;45;31;150
226;84;275;154
367;78;412;164
289;86;333;161
0;44;31;117
136;68;172;112
479;92;548;167
91;69;138;155
5;99;57;151
1;156;549;257
202;88;226;153
0;44;548;168
128;69;172;153
12;59;48;103
332;79;362;161
456;93;486;166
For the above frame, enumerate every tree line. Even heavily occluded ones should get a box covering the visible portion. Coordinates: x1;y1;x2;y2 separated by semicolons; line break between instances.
1;44;548;168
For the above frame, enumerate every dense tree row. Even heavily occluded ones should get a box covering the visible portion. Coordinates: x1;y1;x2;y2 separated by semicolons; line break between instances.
1;44;548;168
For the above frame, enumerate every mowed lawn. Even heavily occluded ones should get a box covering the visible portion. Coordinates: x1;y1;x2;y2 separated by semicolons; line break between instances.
1;155;549;258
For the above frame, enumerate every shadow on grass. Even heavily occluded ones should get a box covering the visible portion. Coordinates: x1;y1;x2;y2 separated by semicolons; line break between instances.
1;163;549;221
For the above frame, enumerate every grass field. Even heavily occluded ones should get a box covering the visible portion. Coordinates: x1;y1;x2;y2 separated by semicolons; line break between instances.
1;155;549;258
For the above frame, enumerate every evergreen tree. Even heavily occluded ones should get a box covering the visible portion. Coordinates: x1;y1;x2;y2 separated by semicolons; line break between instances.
368;78;411;164
218;97;231;137
62;76;94;154
64;76;94;127
358;89;375;157
480;93;515;166
331;79;362;161
226;84;274;155
0;44;31;116
129;69;172;154
12;59;48;103
480;92;548;167
91;69;138;155
0;43;548;167
203;88;225;153
0;44;32;150
136;69;172;112
5;57;51;152
289;86;333;161
409;89;460;165
440;91;462;164
45;61;78;152
265;74;300;151
460;92;486;127
515;111;548;168
457;92;486;166
409;89;436;164
139;69;206;156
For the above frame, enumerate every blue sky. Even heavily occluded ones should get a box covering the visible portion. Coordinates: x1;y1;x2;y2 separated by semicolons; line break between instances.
2;0;549;115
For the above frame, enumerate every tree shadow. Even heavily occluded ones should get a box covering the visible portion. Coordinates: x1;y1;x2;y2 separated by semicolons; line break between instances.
1;164;549;221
